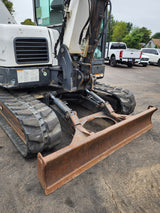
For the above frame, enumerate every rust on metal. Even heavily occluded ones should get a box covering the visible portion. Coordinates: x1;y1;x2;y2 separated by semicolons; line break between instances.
0;101;26;144
37;106;157;195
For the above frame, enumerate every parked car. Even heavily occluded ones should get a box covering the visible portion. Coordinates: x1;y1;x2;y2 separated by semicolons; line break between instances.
141;48;160;66
134;54;149;67
105;42;141;68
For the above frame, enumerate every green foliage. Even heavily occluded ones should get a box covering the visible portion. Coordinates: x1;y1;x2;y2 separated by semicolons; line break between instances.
112;21;128;42
21;19;35;26
107;17;133;42
122;27;151;49
126;22;133;33
106;15;152;48
2;0;14;15
152;32;160;39
122;28;142;49
139;27;151;43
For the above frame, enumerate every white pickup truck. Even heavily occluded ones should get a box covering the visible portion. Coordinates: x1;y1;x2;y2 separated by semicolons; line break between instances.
105;42;141;68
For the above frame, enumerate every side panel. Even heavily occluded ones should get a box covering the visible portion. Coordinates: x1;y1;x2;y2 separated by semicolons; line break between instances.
48;29;60;66
0;67;51;88
0;24;53;67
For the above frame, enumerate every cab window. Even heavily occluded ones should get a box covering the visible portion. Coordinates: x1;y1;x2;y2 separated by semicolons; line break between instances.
152;49;158;55
35;0;64;26
110;43;126;49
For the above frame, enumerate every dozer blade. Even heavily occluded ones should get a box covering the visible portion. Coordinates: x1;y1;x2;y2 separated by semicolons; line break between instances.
37;106;157;195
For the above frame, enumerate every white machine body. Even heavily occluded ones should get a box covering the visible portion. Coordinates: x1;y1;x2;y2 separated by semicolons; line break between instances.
0;24;59;67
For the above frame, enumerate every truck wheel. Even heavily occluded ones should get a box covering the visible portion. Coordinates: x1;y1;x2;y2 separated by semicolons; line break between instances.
142;63;147;67
128;63;133;68
110;56;117;67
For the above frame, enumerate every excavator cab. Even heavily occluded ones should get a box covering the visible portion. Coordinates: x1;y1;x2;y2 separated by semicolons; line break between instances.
34;0;64;26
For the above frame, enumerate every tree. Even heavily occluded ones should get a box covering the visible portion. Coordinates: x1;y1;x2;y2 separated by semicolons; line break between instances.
21;19;35;26
123;28;143;49
106;16;133;42
126;22;133;34
2;0;14;15
123;34;142;49
139;27;151;43
122;27;152;49
152;32;160;39
112;21;128;42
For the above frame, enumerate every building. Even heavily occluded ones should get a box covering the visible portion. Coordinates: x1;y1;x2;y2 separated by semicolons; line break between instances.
145;38;160;48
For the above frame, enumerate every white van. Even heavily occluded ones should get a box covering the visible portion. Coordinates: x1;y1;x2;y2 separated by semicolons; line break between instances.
141;48;160;66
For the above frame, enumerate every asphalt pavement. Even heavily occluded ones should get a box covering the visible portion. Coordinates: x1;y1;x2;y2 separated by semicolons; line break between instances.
0;64;160;213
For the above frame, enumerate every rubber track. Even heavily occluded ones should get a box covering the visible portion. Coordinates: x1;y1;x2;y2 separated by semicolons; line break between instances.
0;88;62;158
94;82;136;115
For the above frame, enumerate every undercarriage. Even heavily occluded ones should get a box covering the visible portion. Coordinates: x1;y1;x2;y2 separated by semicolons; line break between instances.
0;83;156;195
0;82;136;157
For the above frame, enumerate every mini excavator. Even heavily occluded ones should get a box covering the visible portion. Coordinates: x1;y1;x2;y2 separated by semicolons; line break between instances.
0;0;157;195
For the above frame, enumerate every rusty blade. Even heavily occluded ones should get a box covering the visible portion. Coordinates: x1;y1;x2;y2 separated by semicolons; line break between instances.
37;106;157;195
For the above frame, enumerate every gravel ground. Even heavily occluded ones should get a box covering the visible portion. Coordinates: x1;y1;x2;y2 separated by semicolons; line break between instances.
0;64;160;213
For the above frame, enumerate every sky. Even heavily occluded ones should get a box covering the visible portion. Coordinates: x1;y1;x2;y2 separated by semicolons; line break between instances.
11;0;160;35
